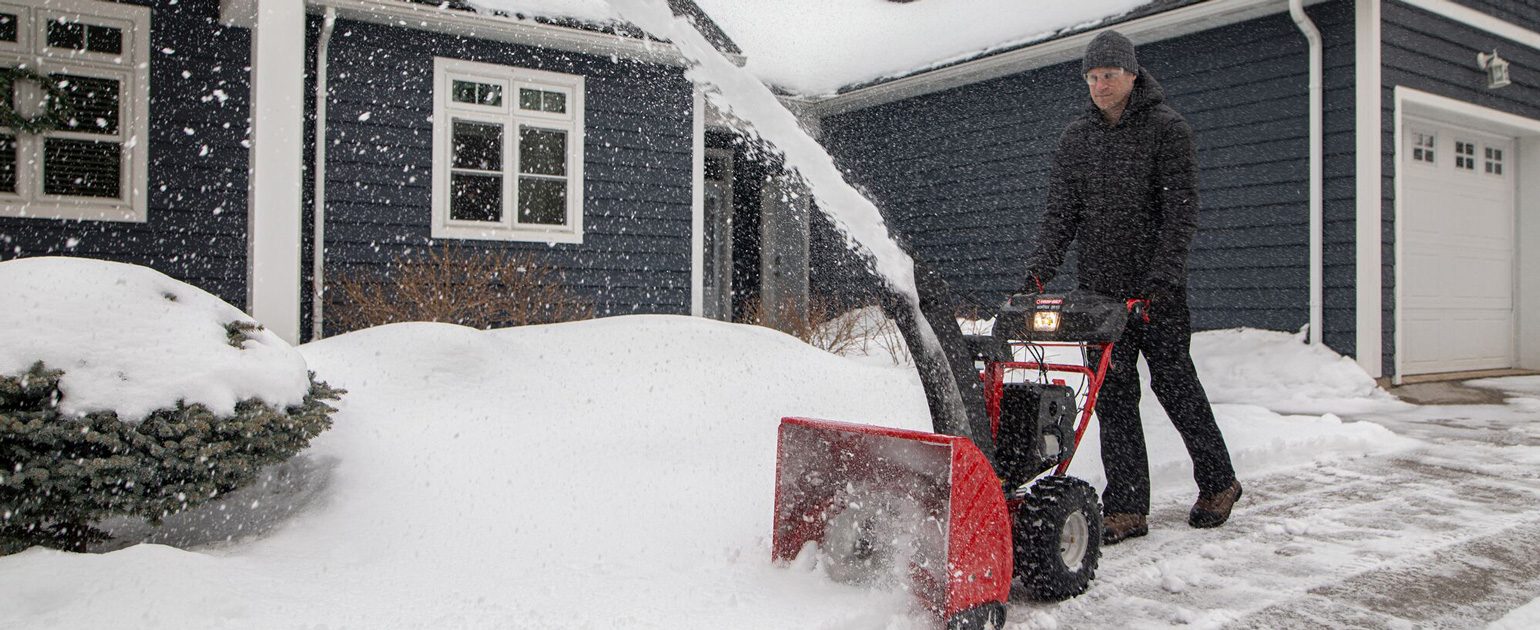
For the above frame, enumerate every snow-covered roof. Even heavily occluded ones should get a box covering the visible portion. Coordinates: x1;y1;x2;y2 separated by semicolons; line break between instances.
425;0;743;56
692;0;1183;97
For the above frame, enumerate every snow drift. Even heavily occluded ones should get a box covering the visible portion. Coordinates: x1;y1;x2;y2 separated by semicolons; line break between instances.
0;303;1411;628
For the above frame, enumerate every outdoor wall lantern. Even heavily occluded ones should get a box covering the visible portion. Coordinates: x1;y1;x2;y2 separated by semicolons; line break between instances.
1477;50;1512;89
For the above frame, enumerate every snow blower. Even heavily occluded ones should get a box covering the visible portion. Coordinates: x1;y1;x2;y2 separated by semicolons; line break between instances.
772;288;1142;629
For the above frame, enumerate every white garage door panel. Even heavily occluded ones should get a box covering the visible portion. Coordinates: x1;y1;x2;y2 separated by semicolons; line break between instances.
1401;120;1515;376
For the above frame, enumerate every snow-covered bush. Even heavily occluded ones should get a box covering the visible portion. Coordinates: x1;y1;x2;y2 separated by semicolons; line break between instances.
0;257;340;554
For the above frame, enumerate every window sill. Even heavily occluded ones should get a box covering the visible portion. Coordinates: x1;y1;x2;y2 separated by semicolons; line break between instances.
0;199;144;223
432;223;583;244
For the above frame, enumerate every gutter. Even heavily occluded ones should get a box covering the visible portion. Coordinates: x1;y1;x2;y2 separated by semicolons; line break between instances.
1290;0;1323;346
311;6;337;340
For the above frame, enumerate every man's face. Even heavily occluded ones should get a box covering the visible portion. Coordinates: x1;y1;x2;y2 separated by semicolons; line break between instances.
1085;66;1136;112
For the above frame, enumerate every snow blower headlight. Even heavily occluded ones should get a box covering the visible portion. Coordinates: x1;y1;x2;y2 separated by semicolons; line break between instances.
1033;311;1061;332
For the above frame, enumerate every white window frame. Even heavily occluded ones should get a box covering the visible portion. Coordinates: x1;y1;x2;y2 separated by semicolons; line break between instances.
0;0;149;222
431;57;585;243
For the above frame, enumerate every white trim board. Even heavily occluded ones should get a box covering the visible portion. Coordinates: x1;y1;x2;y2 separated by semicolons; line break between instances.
1393;86;1540;379
248;0;307;344
1356;0;1384;378
1395;0;1540;50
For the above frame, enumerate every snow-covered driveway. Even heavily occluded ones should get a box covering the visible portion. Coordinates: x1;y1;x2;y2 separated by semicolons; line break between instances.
1016;378;1540;629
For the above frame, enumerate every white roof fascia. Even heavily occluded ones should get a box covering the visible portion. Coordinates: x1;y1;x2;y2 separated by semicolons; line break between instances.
1398;0;1540;50
230;0;745;67
804;0;1329;118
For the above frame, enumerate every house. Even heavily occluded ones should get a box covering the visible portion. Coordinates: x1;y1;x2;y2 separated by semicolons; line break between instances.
5;0;1537;386
0;0;778;342
698;0;1540;384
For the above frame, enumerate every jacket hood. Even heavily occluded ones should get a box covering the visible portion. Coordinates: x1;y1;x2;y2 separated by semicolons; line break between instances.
1085;66;1166;121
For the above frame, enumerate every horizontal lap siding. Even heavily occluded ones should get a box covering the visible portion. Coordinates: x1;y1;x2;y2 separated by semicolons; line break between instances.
311;19;694;335
0;0;250;308
1382;1;1540;375
822;7;1356;346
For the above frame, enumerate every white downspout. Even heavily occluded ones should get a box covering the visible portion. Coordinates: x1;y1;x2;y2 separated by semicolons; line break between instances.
312;7;337;339
1291;0;1324;346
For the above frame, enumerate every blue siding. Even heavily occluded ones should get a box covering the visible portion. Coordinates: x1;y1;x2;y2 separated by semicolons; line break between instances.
820;5;1357;352
0;0;250;309
1382;1;1540;375
309;18;696;335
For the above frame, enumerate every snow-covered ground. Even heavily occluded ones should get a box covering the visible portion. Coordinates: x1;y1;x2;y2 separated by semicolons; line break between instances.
3;260;1539;629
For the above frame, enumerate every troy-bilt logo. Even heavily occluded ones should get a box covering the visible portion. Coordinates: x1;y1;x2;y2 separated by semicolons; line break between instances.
1036;298;1064;310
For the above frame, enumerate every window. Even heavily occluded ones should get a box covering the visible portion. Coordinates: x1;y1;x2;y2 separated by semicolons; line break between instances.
1455;140;1477;171
432;58;585;243
0;0;147;222
1484;146;1504;176
1411;131;1436;164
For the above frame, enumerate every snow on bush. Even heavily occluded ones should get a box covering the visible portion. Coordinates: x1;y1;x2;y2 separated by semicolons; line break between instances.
0;257;339;553
0;257;312;421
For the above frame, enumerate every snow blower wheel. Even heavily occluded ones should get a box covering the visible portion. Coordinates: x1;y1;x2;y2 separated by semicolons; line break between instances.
1014;475;1102;601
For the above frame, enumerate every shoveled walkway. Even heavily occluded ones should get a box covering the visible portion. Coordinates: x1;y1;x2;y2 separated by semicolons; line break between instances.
1007;378;1540;629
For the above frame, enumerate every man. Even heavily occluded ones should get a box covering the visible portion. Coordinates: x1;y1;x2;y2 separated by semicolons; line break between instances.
1023;30;1241;544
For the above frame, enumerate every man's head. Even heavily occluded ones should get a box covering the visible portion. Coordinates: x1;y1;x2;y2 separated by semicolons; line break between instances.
1081;31;1138;114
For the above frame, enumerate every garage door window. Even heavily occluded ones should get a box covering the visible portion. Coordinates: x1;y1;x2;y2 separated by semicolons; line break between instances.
1455;140;1477;170
1485;147;1504;176
1412;131;1436;164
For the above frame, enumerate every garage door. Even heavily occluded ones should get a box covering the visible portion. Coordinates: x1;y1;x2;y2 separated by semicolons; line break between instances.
1402;119;1516;375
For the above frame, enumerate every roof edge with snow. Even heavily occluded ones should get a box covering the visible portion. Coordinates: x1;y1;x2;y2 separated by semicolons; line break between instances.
802;0;1331;117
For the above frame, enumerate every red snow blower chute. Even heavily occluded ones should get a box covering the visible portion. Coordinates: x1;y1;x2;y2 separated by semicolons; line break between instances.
772;288;1144;629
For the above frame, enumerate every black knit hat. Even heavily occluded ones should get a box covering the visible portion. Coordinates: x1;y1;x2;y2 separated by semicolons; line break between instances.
1081;30;1138;74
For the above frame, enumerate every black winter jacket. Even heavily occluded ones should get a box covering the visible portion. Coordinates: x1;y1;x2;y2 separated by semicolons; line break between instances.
1024;68;1199;301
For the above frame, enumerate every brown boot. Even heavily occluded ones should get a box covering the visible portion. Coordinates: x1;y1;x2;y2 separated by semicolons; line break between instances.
1102;512;1148;545
1189;480;1243;528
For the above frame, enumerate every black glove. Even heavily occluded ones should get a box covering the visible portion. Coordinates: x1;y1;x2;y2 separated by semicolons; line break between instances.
1018;274;1044;295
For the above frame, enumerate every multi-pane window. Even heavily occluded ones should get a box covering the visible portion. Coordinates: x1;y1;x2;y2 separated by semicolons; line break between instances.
432;58;585;243
1454;140;1476;170
0;0;147;222
1412;132;1436;164
1484;146;1504;176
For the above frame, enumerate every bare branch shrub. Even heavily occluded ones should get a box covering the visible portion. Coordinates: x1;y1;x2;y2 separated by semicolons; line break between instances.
327;245;593;332
742;296;863;357
743;295;913;366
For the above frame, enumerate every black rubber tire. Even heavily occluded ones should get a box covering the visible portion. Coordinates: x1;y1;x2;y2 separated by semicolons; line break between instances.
945;601;1006;630
1014;475;1102;601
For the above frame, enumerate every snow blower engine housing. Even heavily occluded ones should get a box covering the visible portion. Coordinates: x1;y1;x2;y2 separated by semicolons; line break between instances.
976;291;1131;487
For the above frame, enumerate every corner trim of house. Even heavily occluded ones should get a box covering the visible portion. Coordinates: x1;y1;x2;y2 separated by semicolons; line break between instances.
1395;0;1540;49
805;0;1330;117
248;0;306;344
691;87;705;318
1394;87;1540;377
1356;0;1383;379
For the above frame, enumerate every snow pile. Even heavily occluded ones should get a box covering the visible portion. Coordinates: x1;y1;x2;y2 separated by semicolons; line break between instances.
0;304;1418;629
0;257;310;421
692;0;1154;96
1192;328;1408;414
464;0;618;24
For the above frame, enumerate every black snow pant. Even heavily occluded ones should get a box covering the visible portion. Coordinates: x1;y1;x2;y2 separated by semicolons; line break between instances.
1090;300;1235;516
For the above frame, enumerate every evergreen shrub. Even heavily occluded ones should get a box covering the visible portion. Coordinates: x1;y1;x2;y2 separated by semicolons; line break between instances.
0;361;341;555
